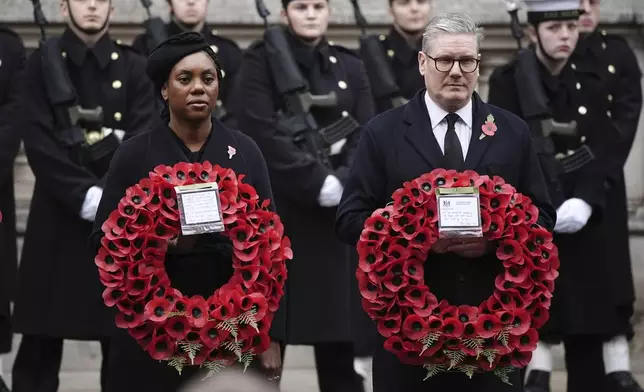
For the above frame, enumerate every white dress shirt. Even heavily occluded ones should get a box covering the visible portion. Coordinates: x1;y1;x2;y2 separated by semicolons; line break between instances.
424;91;473;160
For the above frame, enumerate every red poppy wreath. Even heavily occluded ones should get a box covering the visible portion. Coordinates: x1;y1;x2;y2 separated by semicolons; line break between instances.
357;169;559;384
95;161;292;377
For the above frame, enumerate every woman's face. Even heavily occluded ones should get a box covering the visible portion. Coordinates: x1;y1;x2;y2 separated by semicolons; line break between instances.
281;0;330;41
162;51;219;122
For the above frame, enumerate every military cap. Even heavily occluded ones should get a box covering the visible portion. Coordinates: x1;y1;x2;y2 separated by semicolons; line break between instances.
525;0;582;25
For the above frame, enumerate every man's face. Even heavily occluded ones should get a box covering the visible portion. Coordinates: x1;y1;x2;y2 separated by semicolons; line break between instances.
531;20;579;61
62;0;112;34
579;0;600;33
389;0;432;35
418;33;479;112
281;0;330;41
170;0;209;27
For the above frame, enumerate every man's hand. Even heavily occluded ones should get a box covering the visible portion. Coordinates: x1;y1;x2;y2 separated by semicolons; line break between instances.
259;341;282;381
445;237;490;258
432;238;454;253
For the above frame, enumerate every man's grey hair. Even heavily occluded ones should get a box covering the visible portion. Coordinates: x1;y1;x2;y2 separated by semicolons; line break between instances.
421;12;485;54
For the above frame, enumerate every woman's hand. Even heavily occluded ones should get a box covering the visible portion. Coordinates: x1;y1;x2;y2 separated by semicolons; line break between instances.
259;341;282;382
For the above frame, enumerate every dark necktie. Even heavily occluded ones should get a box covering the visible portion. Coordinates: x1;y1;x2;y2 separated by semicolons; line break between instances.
444;112;464;170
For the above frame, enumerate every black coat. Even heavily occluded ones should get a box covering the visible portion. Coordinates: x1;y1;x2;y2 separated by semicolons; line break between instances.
488;37;642;337
233;28;375;344
89;119;285;391
371;28;425;114
0;26;25;353
14;29;157;339
335;90;555;391
132;22;243;128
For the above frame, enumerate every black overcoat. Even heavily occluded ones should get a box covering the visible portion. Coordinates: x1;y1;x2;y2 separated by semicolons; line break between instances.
233;28;375;344
488;37;642;337
14;29;157;339
89;119;285;391
335;90;555;392
0;26;25;353
132;22;243;128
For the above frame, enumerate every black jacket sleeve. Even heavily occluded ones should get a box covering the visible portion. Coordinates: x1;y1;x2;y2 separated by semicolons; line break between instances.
487;66;522;118
0;31;25;184
233;45;331;208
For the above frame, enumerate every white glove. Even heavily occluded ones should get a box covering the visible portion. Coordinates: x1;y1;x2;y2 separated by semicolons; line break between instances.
80;186;104;222
317;175;343;207
554;198;592;234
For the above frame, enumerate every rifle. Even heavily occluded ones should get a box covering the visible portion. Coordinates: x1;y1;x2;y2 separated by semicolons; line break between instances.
254;0;359;168
140;0;168;52
29;0;118;175
349;0;406;108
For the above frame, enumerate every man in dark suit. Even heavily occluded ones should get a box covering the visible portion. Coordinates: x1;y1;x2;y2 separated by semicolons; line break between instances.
335;12;555;392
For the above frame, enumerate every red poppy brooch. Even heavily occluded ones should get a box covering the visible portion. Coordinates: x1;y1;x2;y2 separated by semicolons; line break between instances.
95;161;292;376
356;169;558;383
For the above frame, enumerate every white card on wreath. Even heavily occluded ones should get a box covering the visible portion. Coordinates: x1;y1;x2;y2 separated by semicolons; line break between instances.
436;186;483;238
174;182;225;235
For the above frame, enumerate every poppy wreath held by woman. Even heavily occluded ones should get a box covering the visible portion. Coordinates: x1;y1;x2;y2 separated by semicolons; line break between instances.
357;169;559;383
95;161;292;377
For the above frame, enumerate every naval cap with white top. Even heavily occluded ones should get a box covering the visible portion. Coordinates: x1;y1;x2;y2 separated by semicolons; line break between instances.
524;0;583;25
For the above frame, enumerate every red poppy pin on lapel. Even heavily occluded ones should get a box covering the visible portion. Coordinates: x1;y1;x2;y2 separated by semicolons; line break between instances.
480;114;497;140
227;145;236;159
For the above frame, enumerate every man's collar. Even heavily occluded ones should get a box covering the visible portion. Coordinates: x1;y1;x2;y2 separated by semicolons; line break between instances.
60;28;115;69
423;91;473;129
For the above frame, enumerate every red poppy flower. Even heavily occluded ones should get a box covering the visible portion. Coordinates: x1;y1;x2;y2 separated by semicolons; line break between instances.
364;214;391;237
510;349;532;368
487;213;506;239
147;334;173;360
511;328;539;352
474;175;494;195
415;173;436;196
383;336;406;356
102;287;125;307
357;243;383;274
98;268;124;288
524;205;539;225
378;315;402;338
95;248;123;273
185;296;209;328
457;305;478;324
115;311;145;329
442;317;464;337
383;268;409;293
496;240;523;264
239;292;269;321
461;322;478;339
125;183;153;210
529;304;550;329
505;208;526;227
357;271;380;301
162;316;189;340
129;209;154;232
128;322;155;340
237;180;259;206
401;314;429;340
476;314;503;338
504;263;530;284
491;176;515;195
144;297;172;323
488;193;512;214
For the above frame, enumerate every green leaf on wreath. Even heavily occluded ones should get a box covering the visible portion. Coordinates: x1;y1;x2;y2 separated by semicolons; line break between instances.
179;342;203;365
201;359;228;381
419;332;442;355
422;364;446;381
463;337;484;353
481;348;498;366
456;364;478;379
222;340;243;359
217;319;239;342
493;366;515;385
444;350;466;370
496;326;511;347
237;308;260;333
167;356;187;375
240;351;255;372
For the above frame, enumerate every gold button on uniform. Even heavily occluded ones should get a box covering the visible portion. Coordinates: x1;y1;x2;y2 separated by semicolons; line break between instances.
341;111;348;117
62;51;67;58
112;80;122;89
387;49;394;57
116;39;123;45
608;94;613;102
571;63;576;70
114;112;122;122
607;110;612;118
210;45;219;54
211;29;218;36
578;106;587;115
602;42;607;50
608;65;616;74
338;81;347;89
328;41;335;46
329;56;337;64
581;136;587;143
379;35;386;41
111;52;119;60
601;30;607;36
576;82;581;90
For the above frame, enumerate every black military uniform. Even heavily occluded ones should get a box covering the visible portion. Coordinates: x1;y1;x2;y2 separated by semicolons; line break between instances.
12;28;157;391
0;25;25;391
132;21;243;127
372;28;425;113
488;16;643;392
233;26;374;392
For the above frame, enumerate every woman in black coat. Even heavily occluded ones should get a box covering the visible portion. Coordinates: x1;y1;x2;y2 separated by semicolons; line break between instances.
90;32;284;391
233;0;375;390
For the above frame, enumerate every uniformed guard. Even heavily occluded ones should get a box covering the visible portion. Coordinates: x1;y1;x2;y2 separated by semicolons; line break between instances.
371;0;432;113
488;0;643;391
11;0;157;390
0;25;26;392
132;0;243;127
233;0;375;389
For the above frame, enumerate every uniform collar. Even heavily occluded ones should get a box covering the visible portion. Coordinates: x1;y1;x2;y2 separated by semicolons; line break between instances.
60;28;115;69
286;28;331;72
387;27;422;65
167;19;212;37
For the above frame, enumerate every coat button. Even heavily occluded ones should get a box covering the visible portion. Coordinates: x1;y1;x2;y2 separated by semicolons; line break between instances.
342;110;348;117
602;42;607;50
387;49;394;57
112;80;122;89
62;51;67;58
328;41;335;46
111;52;119;60
329;55;337;64
608;94;613;102
114;112;122;122
338;81;347;89
578;106;587;115
608;64;616;74
571;63;576;70
211;29;218;35
607;110;612;118
210;45;219;54
116;39;122;45
576;82;581;90
379;34;386;41
581;135;586;143
601;30;607;36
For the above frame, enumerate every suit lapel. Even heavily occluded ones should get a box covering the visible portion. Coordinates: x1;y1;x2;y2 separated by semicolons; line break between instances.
464;92;494;169
403;91;447;169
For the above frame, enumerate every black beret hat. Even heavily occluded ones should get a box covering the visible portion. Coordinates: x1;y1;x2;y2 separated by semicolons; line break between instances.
146;31;221;92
